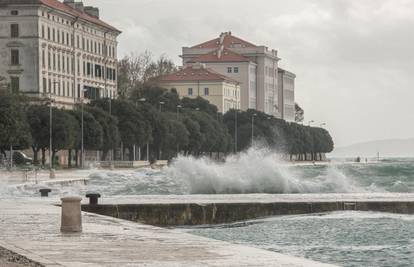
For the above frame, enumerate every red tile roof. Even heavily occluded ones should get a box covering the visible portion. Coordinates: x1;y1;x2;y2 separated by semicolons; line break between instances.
159;66;239;84
189;48;251;63
191;32;256;49
0;0;121;33
38;0;120;32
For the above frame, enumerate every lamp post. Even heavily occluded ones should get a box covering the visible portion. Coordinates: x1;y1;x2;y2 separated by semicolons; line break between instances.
234;109;238;153
46;92;55;178
159;101;165;112
136;98;149;162
251;113;257;145
176;104;182;120
308;120;315;127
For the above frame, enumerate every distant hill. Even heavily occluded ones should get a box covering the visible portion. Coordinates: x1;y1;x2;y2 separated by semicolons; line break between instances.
330;138;414;158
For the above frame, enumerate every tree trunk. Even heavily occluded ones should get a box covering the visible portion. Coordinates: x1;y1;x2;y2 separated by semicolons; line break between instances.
75;149;79;168
41;148;46;166
68;149;72;168
32;146;39;165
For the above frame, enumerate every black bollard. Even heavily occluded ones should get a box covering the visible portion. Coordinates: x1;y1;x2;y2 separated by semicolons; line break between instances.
85;193;101;205
39;188;52;197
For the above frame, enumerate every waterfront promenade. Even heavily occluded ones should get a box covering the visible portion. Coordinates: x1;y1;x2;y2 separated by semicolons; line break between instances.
0;198;336;267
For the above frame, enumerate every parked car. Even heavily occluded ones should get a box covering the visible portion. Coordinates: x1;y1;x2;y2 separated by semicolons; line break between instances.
13;151;33;165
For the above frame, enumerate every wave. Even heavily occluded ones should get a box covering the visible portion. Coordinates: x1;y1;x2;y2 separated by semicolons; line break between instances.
164;148;365;194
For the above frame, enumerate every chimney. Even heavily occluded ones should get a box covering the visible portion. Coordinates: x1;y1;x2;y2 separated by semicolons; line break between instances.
84;6;100;18
192;62;206;70
74;2;84;12
63;0;76;8
217;45;224;59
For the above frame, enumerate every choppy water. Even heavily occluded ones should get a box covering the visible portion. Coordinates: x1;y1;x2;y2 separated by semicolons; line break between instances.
1;149;414;197
185;211;414;267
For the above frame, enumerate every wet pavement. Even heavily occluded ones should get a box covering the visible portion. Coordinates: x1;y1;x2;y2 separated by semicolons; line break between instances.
0;198;336;267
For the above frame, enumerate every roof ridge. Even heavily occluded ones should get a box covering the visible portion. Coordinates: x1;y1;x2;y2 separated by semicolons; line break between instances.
39;0;120;32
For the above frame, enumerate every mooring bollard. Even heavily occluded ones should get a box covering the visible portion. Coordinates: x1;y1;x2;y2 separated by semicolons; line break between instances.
39;188;52;197
61;196;82;233
85;193;101;205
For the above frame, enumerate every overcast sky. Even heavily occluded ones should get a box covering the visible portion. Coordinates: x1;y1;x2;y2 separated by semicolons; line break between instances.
84;0;414;147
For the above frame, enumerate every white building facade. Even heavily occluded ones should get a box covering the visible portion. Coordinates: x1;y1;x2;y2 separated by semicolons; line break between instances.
0;0;121;107
182;32;296;120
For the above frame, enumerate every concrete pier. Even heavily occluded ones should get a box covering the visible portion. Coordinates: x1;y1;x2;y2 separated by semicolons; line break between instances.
0;198;336;266
81;193;414;226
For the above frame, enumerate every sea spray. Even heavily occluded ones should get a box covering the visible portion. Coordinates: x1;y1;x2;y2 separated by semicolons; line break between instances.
164;148;362;194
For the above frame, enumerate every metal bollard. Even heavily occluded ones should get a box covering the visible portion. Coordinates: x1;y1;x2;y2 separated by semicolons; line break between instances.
39;188;52;197
60;196;82;233
85;193;101;205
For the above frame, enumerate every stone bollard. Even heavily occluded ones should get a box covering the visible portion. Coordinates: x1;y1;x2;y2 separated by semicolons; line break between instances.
85;193;101;205
61;196;82;233
39;188;52;197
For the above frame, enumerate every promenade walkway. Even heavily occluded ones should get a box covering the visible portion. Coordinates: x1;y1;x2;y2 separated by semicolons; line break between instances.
0;198;336;267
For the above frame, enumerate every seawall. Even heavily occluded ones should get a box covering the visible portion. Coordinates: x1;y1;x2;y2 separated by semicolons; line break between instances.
81;193;414;226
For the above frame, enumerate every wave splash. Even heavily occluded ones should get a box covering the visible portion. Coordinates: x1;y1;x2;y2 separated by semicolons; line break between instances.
164;148;364;194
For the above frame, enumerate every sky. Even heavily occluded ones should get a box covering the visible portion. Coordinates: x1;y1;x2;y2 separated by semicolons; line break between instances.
84;0;414;147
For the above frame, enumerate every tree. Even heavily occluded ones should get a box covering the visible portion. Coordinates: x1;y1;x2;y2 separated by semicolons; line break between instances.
85;106;120;160
295;103;304;123
27;105;50;165
118;51;177;97
0;90;31;159
50;109;78;167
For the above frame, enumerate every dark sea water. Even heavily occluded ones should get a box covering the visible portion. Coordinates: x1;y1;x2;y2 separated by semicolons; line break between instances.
185;211;414;267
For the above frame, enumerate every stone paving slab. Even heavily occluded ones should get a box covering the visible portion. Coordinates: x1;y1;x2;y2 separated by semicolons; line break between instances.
0;198;336;267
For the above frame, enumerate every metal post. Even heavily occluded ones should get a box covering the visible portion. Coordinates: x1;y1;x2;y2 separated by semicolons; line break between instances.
234;110;238;153
49;96;53;171
9;144;13;169
251;114;257;145
81;99;84;169
147;143;149;162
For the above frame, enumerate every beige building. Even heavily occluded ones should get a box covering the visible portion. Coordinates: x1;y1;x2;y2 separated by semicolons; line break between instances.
158;64;240;114
181;32;296;120
0;0;121;107
278;68;296;122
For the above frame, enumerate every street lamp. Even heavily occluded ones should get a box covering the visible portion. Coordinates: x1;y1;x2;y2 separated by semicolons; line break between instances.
176;104;182;120
78;88;89;169
308;120;315;126
45;92;56;178
320;123;327;128
234;109;238;153
159;101;165;112
251;113;257;145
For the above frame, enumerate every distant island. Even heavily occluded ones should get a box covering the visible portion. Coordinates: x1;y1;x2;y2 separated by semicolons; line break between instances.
330;138;414;158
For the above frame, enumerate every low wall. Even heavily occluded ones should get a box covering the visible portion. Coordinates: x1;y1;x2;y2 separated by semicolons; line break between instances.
82;201;414;226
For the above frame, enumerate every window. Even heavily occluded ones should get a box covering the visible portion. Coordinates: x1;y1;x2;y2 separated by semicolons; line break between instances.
47;27;50;40
11;49;19;65
234;67;239;73
43;78;47;92
48;79;51;93
48;52;51;69
204;88;209;96
10;77;19;92
52;28;55;42
42;50;45;68
11;10;18;16
227;67;232;73
41;25;45;38
11;24;19;38
188;88;193;96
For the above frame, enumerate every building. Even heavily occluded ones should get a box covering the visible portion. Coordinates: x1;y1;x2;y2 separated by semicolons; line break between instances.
158;63;240;114
278;68;296;122
0;0;121;107
181;32;296;119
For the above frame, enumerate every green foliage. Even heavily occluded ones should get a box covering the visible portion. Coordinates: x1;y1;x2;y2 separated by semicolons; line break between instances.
0;90;31;152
